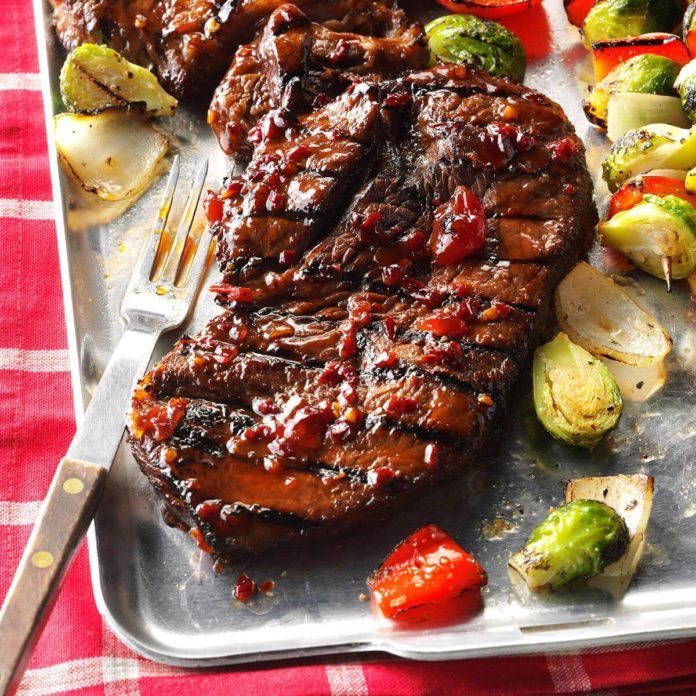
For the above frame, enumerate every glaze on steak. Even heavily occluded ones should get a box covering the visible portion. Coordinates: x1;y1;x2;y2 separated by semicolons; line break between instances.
127;31;596;560
208;4;429;159
50;0;410;99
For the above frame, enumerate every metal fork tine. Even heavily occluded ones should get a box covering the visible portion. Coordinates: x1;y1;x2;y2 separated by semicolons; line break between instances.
159;158;209;284
179;226;214;300
134;155;180;285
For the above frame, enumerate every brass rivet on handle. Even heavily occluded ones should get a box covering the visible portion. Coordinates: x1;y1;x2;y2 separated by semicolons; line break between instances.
63;477;84;495
31;551;54;568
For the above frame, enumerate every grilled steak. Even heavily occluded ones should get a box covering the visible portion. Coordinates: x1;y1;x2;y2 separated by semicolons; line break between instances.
128;50;596;559
50;0;408;100
208;4;428;159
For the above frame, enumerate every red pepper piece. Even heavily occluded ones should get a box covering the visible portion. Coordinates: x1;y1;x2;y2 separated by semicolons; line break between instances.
430;186;487;265
234;573;258;602
564;0;596;27
209;284;254;303
608;176;696;218
203;190;224;224
368;524;487;619
591;33;690;81
434;0;541;18
418;313;470;339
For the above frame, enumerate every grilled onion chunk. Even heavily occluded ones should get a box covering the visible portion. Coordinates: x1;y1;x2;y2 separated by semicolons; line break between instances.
60;43;177;117
533;332;622;448
509;500;630;590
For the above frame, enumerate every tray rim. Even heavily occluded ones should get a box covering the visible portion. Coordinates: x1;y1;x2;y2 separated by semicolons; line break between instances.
32;0;696;668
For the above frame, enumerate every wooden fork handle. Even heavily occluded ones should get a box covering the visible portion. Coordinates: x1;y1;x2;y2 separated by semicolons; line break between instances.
0;457;107;695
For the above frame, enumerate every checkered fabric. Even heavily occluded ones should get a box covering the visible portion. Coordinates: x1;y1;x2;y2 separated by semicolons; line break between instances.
2;0;695;693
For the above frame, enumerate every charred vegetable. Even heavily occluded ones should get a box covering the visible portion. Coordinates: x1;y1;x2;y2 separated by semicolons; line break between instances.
608;173;696;215
582;0;681;49
564;475;654;596
684;3;696;55
60;43;177;116
675;60;696;123
533;332;622;447
599;193;696;281
591;33;690;81
509;500;630;590
425;14;526;82
602;124;696;191
583;54;682;128
556;262;672;366
54;108;169;201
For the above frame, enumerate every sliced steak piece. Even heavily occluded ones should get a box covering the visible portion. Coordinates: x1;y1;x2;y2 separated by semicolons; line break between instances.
128;61;596;560
208;3;428;158
50;0;405;100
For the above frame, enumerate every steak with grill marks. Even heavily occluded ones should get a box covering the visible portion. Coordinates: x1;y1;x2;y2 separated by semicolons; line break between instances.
127;52;596;559
50;0;407;100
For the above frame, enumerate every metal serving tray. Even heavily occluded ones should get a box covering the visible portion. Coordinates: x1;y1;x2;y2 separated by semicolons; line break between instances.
34;0;696;666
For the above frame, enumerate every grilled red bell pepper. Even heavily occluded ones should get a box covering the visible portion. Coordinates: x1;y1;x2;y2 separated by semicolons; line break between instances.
685;3;696;56
687;30;696;56
368;524;487;620
608;176;696;218
434;0;541;19
564;0;596;28
591;33;690;81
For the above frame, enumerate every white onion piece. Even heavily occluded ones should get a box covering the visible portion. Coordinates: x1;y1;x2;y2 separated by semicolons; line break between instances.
55;108;169;201
66;188;138;230
555;262;672;366
601;357;666;401
564;474;654;597
606;93;690;143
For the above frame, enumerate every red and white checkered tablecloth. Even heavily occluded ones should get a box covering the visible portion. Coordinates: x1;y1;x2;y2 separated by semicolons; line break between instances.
2;0;696;693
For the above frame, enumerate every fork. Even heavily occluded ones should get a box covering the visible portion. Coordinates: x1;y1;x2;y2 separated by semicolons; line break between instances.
0;156;213;696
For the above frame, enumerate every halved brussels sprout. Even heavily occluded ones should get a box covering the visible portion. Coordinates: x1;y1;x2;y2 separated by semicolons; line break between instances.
564;474;654;596
675;59;696;123
602;124;696;191
599;194;696;279
425;14;526;82
555;262;672;366
533;332;622;448
582;0;681;49
584;54;682;128
60;43;177;116
55;108;169;201
508;499;630;590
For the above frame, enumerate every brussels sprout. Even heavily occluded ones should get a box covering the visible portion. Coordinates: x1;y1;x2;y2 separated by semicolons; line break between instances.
599;194;696;279
533;332;622;448
508;500;630;590
60;43;177;117
675;59;696;122
584;54;681;127
602;124;696;191
582;0;681;49
425;15;526;83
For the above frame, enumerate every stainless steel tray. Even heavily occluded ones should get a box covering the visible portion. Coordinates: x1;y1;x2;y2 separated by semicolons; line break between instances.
34;0;696;666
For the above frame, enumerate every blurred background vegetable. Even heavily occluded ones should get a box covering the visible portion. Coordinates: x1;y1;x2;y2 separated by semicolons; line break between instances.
582;0;681;49
434;0;542;19
426;14;526;81
533;332;623;447
683;2;696;55
591;34;689;81
508;500;630;590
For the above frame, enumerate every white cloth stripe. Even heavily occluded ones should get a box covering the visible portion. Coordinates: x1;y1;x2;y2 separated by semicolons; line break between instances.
0;198;55;220
18;657;183;695
0;348;69;372
546;652;593;693
325;665;369;696
0;73;42;91
0;500;41;525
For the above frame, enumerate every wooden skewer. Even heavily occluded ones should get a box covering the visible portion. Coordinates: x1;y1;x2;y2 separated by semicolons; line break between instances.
662;256;673;293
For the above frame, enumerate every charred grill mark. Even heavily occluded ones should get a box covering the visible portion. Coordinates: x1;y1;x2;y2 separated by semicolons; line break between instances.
218;502;319;529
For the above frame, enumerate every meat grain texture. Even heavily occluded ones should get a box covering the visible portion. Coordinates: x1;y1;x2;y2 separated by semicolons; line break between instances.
101;3;597;560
